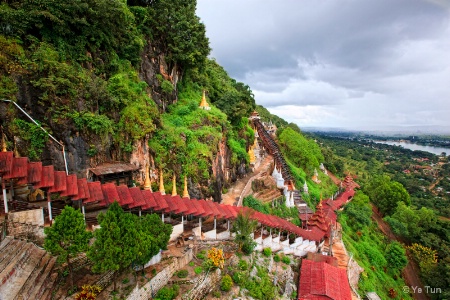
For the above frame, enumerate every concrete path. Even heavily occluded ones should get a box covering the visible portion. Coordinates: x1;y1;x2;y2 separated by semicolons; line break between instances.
221;155;273;206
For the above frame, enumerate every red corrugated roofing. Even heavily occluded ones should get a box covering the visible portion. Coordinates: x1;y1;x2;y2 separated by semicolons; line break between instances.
152;192;169;212
182;198;197;215
141;190;157;210
116;185;134;206
205;200;223;219
86;181;104;203
298;260;352;300
35;165;54;189
4;157;28;179
101;183;120;204
0;151;13;175
60;174;78;197
190;199;206;217
198;200;214;217
219;204;234;219
48;171;67;193
74;178;89;201
27;162;42;183
128;187;146;208
163;195;176;214
171;195;189;214
212;202;228;219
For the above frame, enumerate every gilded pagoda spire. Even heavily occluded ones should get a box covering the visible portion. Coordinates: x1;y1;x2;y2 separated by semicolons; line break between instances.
159;168;165;195
144;164;152;191
183;175;190;198
199;90;211;110
1;132;6;152
171;174;177;196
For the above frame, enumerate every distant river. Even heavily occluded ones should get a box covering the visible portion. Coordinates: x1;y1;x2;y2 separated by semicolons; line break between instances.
373;140;450;156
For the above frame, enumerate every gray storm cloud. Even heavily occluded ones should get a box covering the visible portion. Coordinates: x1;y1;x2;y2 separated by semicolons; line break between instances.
197;0;450;131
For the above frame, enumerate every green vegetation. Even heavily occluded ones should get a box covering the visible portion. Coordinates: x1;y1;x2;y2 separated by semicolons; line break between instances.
232;210;258;254
87;202;171;291
194;266;203;274
262;248;272;257
44;206;92;289
281;256;290;265
176;269;188;278
317;134;450;298
154;284;179;300
339;210;412;299
220;274;233;292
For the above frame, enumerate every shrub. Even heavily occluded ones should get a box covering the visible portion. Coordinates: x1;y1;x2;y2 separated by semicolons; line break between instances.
212;290;221;298
194;266;203;274
282;256;290;265
176;269;188;278
273;254;280;262
220;274;233;292
189;261;195;267
154;285;179;300
263;247;272;257
238;259;248;271
232;271;245;285
74;285;102;300
197;253;205;260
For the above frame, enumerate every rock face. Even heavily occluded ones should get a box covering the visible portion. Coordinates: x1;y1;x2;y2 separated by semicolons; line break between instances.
1;37;249;199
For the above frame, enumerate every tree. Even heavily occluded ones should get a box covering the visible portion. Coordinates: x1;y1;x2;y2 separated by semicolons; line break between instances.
344;191;372;229
87;202;140;291
385;242;408;274
365;175;410;215
44;206;92;288
134;213;172;270
232;209;258;254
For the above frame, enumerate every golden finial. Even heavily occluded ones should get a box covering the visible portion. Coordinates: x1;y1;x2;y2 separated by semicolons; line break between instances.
144;164;152;191
183;175;190;198
13;137;19;157
159;168;165;195
171;173;177;196
1;132;7;152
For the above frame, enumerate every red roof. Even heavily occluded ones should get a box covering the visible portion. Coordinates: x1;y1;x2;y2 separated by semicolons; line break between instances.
128;187;146;208
298;260;352;300
190;199;206;217
27;162;42;183
0;151;13;176
152;192;169;212
101;182;121;204
182;197;198;215
198;200;214;217
60;174;78;197
48;171;67;193
86;181;104;203
4;157;28;179
74;178;90;201
35;165;55;189
171;195;189;214
141;190;158;210
116;185;134;206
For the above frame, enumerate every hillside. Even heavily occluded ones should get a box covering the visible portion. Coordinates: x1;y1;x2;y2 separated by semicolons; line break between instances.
0;0;258;200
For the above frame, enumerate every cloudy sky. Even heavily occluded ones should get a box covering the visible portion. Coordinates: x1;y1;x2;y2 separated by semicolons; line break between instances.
196;0;450;132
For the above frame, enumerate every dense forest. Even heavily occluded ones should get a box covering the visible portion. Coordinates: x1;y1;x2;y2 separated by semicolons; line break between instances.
316;133;450;299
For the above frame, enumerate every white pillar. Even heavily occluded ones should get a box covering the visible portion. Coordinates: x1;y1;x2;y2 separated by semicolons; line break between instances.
182;215;184;224
2;178;8;214
139;208;142;217
227;220;230;231
48;199;52;221
82;205;85;217
162;213;164;223
214;217;216;229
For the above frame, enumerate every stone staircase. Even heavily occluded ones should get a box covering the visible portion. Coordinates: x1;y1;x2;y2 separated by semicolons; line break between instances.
0;237;58;300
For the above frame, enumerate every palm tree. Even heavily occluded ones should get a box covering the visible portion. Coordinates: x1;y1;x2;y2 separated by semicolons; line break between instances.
232;208;258;253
